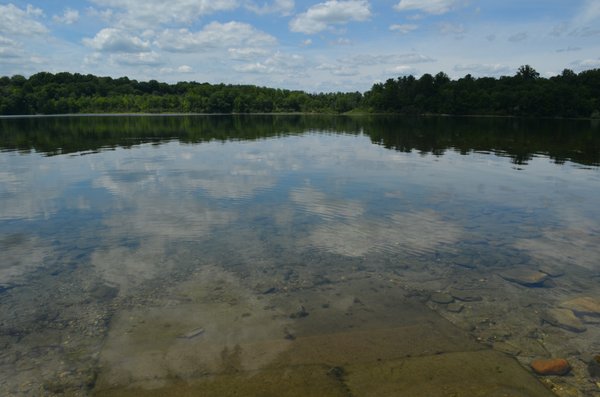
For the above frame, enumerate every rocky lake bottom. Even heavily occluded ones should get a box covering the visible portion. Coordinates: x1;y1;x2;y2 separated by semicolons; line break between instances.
1;115;599;396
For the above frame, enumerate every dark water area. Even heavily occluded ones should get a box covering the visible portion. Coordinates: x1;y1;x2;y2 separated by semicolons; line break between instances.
0;115;599;396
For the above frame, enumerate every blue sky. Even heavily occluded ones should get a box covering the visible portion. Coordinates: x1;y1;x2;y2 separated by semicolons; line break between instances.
1;0;599;91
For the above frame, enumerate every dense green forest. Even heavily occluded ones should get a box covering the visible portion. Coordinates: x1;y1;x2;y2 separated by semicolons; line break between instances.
1;66;599;117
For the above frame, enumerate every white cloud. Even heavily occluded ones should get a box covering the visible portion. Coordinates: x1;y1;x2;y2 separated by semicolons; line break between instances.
88;0;239;28
574;0;600;26
389;24;418;34
228;47;270;60
53;8;80;25
111;51;162;66
394;0;463;15
316;63;358;76
570;58;600;71
234;52;305;75
83;28;151;53
178;65;193;73
0;36;23;61
453;63;511;76
0;3;48;36
290;0;371;34
245;0;294;15
155;22;277;52
386;65;418;76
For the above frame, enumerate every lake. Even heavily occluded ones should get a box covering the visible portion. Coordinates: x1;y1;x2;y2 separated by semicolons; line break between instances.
1;115;599;396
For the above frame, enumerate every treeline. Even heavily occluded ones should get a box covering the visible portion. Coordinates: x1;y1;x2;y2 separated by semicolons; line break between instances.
1;66;599;117
0;73;361;115
366;66;600;118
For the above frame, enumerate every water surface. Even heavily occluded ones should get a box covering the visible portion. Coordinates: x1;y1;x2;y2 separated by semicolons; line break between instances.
1;115;599;396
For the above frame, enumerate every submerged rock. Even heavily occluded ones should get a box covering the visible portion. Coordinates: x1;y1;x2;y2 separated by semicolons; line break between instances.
559;297;600;317
178;327;205;339
498;268;549;287
493;341;521;356
538;266;565;278
449;289;483;302
588;355;600;378
541;308;587;333
430;292;454;304
290;305;309;319
530;358;571;376
446;303;464;313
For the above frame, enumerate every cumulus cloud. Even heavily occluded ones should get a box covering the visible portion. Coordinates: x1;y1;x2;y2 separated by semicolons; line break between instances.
111;51;162;66
53;8;80;25
289;0;371;34
394;0;463;15
245;0;294;15
228;47;270;60
155;22;277;52
389;24;418;34
316;63;358;76
0;3;48;36
83;28;151;53
88;0;239;28
233;52;305;75
0;36;23;61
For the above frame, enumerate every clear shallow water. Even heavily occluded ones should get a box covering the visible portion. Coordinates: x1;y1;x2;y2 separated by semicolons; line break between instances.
1;115;600;396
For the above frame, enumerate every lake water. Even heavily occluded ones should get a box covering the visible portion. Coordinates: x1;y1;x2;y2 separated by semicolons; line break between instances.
1;115;599;396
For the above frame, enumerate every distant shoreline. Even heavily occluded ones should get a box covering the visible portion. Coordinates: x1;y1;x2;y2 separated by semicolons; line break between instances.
1;112;597;121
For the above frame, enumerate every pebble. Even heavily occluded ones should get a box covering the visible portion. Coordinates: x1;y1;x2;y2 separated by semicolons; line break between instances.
531;358;571;376
559;297;600;316
541;308;587;333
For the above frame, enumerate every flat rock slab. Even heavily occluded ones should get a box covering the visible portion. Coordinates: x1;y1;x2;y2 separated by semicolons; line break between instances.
450;289;483;302
538;266;564;278
541;308;586;333
431;292;454;304
559;297;600;316
498;268;549;287
345;350;555;397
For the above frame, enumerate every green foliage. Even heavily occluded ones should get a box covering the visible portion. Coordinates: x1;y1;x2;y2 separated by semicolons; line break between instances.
0;72;362;115
1;66;599;118
364;66;600;118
